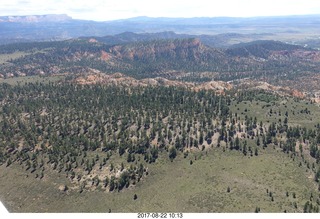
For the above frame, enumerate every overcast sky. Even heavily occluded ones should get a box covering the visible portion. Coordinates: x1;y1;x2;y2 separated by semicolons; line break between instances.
1;0;320;21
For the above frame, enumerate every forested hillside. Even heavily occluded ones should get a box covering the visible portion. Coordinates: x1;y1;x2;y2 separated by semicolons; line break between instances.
0;30;320;212
0;81;320;212
0;83;230;191
1;38;319;85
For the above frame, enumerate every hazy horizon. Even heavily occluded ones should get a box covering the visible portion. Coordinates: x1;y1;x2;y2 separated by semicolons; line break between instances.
1;13;320;23
1;0;320;21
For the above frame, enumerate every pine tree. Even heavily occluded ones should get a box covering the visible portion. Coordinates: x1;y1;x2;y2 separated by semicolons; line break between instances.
255;148;258;156
256;137;260;146
169;146;177;161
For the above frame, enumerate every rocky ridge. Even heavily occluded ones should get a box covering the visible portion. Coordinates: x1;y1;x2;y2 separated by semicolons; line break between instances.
72;72;232;94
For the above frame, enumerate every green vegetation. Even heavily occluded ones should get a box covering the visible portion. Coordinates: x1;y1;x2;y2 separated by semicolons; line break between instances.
0;39;319;83
0;52;30;65
0;78;319;212
0;145;318;212
0;75;65;85
0;82;230;195
0;23;320;213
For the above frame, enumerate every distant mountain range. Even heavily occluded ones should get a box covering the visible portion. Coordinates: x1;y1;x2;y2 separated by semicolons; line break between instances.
80;31;269;48
1;14;320;46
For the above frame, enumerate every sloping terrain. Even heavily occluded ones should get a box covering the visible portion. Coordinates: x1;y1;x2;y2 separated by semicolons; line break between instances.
226;40;303;58
1;14;320;214
0;81;320;212
81;31;270;48
0;38;320;81
0;38;319;94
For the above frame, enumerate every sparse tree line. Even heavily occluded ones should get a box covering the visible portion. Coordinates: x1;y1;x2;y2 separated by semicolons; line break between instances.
0;82;320;196
0;82;230;191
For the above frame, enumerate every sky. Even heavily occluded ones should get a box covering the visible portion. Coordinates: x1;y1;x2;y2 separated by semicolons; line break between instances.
1;0;320;21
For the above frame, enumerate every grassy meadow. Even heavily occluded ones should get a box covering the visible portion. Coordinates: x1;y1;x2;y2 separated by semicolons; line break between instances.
0;145;317;213
0;75;66;85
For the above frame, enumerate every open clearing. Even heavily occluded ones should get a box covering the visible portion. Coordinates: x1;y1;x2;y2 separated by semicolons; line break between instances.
0;75;66;85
